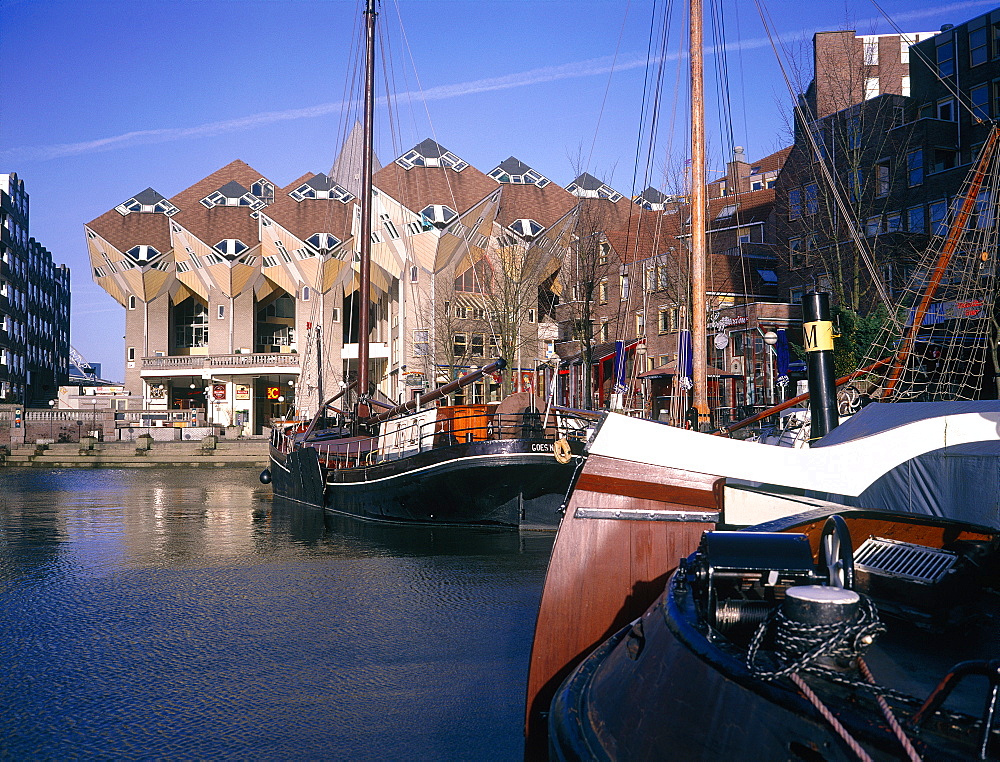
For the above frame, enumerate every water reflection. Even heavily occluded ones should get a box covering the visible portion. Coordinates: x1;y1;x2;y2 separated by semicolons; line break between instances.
0;469;552;759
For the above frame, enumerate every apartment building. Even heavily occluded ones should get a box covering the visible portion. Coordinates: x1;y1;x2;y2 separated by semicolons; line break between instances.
0;173;71;406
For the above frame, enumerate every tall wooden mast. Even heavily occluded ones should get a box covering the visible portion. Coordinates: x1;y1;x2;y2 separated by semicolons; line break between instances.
357;0;377;405
689;0;709;426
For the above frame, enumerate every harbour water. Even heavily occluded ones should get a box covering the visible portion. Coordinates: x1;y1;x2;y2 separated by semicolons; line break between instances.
0;468;554;759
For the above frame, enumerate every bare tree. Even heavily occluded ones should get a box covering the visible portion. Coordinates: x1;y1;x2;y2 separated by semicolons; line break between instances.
479;240;548;397
557;201;622;409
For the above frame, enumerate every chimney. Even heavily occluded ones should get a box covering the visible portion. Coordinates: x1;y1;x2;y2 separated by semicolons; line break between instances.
726;146;750;195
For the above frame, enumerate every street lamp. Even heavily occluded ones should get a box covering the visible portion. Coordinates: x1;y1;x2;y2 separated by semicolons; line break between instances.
763;330;778;406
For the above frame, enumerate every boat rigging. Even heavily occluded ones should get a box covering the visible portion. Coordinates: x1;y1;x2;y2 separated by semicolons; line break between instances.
265;0;594;529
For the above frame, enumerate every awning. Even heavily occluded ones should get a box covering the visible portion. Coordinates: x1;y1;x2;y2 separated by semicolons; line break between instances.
558;338;640;366
638;360;736;378
592;339;639;363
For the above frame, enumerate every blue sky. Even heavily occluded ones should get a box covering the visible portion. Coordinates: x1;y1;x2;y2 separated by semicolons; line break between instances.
1;0;995;381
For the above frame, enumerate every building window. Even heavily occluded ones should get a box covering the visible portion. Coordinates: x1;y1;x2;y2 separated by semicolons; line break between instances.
907;150;923;187
599;320;609;343
125;245;160;264
970;26;989;66
598;242;609;265
788;188;802;220
936;98;955;121
656;264;670;290
620;273;629;300
173;297;209;349
900;36;912;64
864;77;879;100
527;309;536;323
846;116;861;149
307;232;340;250
256;293;295;351
901;75;910;97
865;216;882;237
419;204;457;229
411;328;427;357
635;311;645;336
470;333;485;357
128;295;136;310
974;190;992;230
380;214;400;240
789;238;805;269
217;305;225;320
509;219;544;239
876;161;890;197
971;84;990;122
455;259;490;293
885;212;902;233
936;38;955;77
848;170;863;203
301;287;310;302
453;333;468;356
932;148;957;173
127;347;135;362
863;36;879;65
410;266;418;283
929;200;948;235
804;183;818;215
906;205;925;233
599;279;608;304
658;307;670;334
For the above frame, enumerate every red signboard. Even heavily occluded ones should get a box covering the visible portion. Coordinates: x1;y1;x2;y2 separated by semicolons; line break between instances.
266;386;281;400
212;383;226;401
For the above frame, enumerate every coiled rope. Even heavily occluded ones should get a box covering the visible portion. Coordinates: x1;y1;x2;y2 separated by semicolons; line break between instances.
745;595;922;761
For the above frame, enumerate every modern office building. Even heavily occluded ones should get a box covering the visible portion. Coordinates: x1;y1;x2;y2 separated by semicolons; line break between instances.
0;173;71;406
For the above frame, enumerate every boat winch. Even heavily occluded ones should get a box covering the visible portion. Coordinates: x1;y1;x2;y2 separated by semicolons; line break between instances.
681;529;822;632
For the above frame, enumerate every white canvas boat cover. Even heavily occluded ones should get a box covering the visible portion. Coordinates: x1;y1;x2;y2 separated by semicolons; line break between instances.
809;400;1000;528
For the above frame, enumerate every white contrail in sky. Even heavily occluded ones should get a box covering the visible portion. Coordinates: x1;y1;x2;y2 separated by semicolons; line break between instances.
1;0;991;163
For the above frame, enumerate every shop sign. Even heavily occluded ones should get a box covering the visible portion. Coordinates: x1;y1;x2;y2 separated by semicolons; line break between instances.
212;383;226;401
266;386;281;400
235;385;251;401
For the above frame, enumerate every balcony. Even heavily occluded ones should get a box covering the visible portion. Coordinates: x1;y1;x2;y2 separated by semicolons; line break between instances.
140;352;301;375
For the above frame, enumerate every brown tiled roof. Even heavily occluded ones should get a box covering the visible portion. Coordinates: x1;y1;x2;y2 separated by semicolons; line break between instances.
86;205;172;257
707;188;776;229
267;175;357;242
605;209;684;263
373;163;497;217
750;146;792;175
708;251;777;299
576;196;636;230
495;182;577;228
169;160;268;247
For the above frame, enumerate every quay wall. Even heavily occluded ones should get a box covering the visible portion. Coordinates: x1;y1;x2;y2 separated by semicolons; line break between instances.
0;405;269;468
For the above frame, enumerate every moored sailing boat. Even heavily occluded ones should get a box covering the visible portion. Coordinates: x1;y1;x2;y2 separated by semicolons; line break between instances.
525;1;1000;750
266;0;591;529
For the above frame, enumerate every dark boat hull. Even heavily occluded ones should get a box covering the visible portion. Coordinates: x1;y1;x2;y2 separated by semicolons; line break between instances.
269;438;581;529
550;587;889;761
547;508;1000;761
